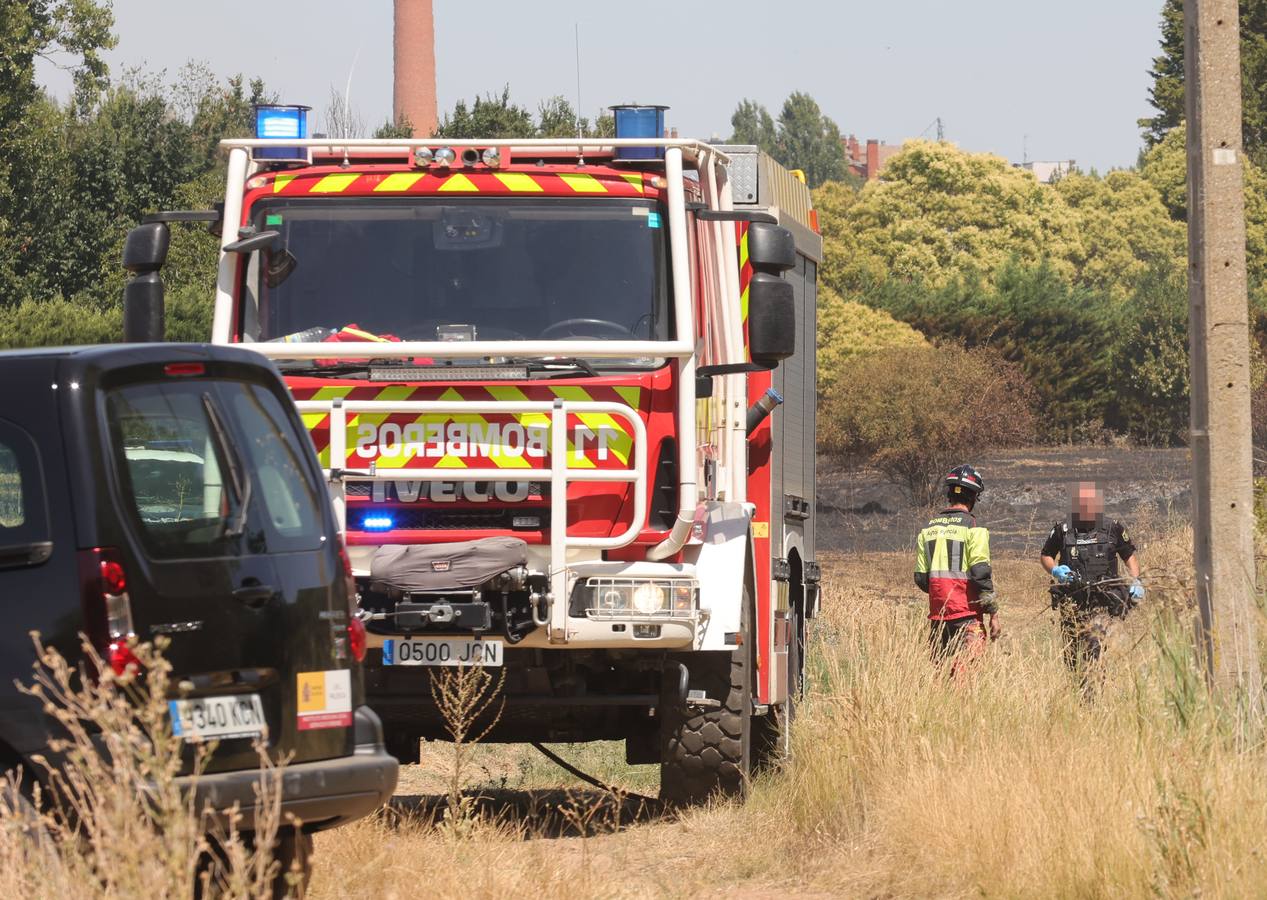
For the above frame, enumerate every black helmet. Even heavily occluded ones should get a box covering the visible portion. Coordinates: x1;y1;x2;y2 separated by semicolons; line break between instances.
945;464;984;501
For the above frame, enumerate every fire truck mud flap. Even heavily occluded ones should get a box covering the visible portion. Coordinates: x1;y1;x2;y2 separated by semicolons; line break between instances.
683;501;755;651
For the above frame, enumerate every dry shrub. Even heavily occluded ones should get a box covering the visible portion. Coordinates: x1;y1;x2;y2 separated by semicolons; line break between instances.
430;663;505;833
819;344;1036;504
0;637;296;898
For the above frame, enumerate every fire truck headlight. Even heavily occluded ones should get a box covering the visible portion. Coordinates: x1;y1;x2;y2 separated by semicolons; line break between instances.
578;577;698;618
481;148;502;168
414;147;434;166
631;583;667;615
434;147;456;168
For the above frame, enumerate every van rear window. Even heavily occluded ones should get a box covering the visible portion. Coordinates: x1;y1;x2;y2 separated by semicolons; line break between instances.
106;379;325;558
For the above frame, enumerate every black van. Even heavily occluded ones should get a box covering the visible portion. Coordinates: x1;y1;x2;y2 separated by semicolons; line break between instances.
0;343;397;877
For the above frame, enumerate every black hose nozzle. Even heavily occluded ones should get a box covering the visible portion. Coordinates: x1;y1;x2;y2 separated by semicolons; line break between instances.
746;387;784;436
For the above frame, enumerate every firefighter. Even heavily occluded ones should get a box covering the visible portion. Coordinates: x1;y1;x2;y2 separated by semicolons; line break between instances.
1041;481;1142;689
914;465;1000;671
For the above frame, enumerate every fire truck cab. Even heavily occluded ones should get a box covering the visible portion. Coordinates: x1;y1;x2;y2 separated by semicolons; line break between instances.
123;104;821;803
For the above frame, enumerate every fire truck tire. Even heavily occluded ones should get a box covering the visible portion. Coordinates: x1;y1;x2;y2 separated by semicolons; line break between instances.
658;595;753;806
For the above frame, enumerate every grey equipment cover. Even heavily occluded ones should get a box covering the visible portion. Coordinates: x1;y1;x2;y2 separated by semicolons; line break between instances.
370;537;528;593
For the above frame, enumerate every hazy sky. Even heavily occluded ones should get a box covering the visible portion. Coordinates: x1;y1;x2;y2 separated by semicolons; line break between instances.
36;0;1166;173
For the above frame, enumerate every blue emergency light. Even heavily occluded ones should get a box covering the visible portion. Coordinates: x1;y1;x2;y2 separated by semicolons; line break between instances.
611;105;669;161
252;104;311;161
362;515;396;532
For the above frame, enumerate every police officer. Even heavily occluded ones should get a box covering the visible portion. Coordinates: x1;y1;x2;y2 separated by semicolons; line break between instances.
1041;481;1142;685
914;465;1000;671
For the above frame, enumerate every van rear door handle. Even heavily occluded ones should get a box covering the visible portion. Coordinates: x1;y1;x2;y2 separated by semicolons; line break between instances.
232;584;278;609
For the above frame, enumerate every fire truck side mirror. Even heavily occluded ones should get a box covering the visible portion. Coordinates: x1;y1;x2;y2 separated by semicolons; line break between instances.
122;223;170;343
746;222;796;273
747;274;796;364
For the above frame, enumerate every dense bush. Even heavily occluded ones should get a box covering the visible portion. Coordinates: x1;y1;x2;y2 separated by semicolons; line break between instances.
816;285;928;398
819;344;1036;505
858;263;1121;441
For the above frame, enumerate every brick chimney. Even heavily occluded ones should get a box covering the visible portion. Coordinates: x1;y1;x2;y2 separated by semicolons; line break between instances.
846;134;861;164
866;139;880;180
394;0;437;136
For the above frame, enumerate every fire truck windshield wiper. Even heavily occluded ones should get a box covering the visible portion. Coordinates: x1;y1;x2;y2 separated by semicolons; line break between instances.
510;357;599;378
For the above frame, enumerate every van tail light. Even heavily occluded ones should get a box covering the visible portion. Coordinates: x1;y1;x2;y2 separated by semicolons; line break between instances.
78;547;140;677
338;543;367;663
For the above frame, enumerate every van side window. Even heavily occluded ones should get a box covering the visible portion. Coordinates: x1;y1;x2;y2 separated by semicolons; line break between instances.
0;418;50;550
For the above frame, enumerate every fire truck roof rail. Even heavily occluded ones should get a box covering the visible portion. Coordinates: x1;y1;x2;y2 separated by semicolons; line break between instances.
218;137;729;164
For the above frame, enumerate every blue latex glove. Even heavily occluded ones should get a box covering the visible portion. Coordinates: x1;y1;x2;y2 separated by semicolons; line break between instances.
1050;564;1073;584
1129;580;1145;601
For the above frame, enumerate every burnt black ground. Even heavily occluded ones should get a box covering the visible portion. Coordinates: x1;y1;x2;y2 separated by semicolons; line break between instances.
817;447;1191;556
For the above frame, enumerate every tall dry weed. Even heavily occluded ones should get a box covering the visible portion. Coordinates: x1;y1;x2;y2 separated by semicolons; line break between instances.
0;637;298;898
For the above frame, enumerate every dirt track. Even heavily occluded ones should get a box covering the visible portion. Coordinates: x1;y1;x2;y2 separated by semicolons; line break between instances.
818;447;1191;555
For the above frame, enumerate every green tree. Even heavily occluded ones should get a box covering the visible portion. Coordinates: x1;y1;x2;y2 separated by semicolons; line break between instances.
0;0;115;303
1053;169;1186;298
729;98;777;153
824;140;1082;292
1110;268;1191;444
1140;0;1267;166
728;93;845;187
373;116;414;139
436;86;535;139
534;96;613;138
774;92;845;188
1140;122;1267;290
811;179;861;295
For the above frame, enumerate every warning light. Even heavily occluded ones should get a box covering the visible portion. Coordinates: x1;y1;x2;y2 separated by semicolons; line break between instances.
362;515;396;532
252;104;311;161
611;105;669;161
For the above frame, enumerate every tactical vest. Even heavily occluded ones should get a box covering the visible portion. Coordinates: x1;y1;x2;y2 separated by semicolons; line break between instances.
1058;521;1117;583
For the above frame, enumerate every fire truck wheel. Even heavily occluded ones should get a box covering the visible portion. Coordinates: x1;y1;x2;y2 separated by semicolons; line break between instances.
658;593;753;806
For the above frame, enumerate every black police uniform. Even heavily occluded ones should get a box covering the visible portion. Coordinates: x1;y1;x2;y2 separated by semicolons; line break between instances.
1041;517;1138;680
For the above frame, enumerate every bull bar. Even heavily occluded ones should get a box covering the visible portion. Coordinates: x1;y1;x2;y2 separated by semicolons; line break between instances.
293;396;647;644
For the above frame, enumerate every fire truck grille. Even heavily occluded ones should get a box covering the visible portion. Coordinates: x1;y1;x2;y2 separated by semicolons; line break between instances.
351;507;551;532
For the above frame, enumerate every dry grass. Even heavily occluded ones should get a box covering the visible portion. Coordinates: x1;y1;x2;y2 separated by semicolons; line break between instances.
312;525;1267;899
0;638;298;898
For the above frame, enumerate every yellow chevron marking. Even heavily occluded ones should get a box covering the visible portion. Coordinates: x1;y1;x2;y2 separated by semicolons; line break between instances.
558;172;607;193
620;173;645;193
300;386;357;466
739;232;750;269
494;172;544;192
437;173;479;192
273;174;296;193
434;455;468;469
550;387;630;467
614;386;642;409
375;172;425;192
310;173;360;193
741;285;750;321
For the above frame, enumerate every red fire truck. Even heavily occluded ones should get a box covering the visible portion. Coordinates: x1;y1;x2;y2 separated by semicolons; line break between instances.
122;105;822;803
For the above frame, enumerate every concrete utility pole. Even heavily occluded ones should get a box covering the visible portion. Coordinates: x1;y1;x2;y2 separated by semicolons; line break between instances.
1185;0;1263;710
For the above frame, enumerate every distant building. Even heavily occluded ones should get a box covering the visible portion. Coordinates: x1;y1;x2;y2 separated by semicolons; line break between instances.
842;135;902;180
1016;160;1076;184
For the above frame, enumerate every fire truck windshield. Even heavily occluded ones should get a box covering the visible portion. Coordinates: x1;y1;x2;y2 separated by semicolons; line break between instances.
242;197;669;357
